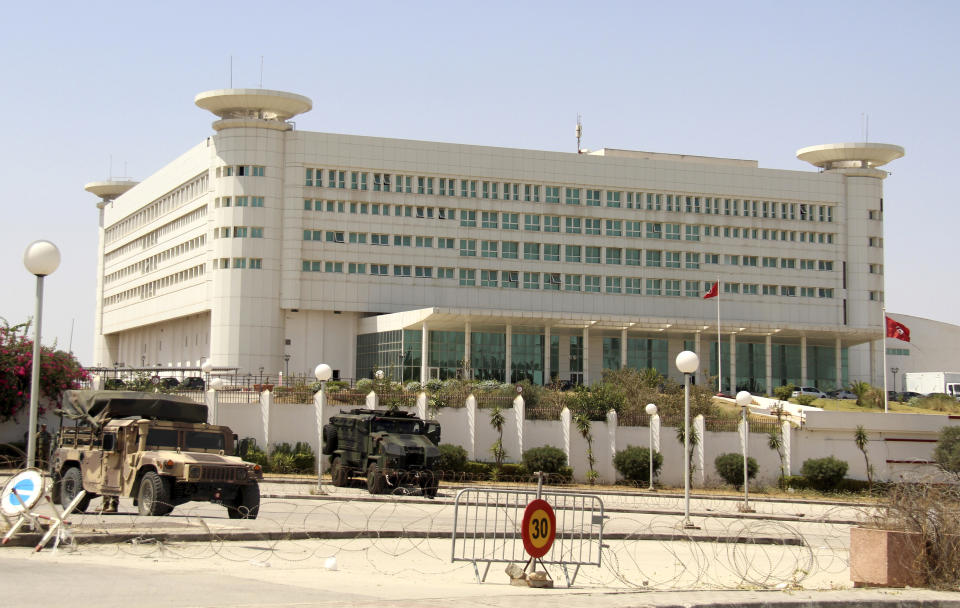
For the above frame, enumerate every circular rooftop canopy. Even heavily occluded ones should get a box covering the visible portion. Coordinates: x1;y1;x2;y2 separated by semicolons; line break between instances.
194;88;312;121
84;180;138;201
796;142;905;169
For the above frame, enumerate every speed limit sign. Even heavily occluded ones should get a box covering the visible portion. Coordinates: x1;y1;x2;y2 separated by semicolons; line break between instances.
521;498;556;558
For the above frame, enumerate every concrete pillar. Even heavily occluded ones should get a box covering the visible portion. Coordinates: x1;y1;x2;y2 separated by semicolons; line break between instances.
260;389;272;449
582;326;590;386
466;394;477;460
417;392;427;420
835;337;843;390
366;391;378;408
559;335;571;381
694;414;705;487
513;395;525;457
544;326;552;385
420;322;429;384
620;328;628;369
729;333;737;393
765;335;773;396
206;388;218;426
869;340;878;387
800;335;808;386
314;389;326;478
464;321;472;380
561;407;572;478
605;409;618;483
505;324;513;383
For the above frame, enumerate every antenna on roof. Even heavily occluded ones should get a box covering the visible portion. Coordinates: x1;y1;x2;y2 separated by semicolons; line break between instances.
576;114;583;154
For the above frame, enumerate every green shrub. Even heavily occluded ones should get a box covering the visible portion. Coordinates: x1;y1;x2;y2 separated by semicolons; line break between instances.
779;475;809;490
270;452;296;473
242;438;270;471
800;456;848;491
436;444;469;472
613;446;663;484
463;461;492;479
521;446;568;475
917;394;960;413
496;463;525;480
935;426;960;477
355;378;373;393
773;384;796;401
793;394;817;406
325;380;349;392
714;452;758;489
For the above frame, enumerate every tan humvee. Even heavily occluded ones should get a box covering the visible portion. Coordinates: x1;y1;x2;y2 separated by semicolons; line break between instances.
50;391;262;518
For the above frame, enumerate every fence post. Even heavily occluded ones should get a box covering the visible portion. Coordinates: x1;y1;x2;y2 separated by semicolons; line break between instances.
466;394;477;461
694;414;705;487
782;420;792;477
366;390;378;409
260;389;272;450
206;387;218;426
606;409;618;482
561;407;572;479
417;391;427;420
513;394;524;461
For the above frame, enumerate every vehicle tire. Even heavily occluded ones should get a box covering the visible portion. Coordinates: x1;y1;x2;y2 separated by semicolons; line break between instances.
331;457;348;487
227;481;260;520
366;462;385;495
60;467;91;513
420;471;438;499
321;425;337;455
137;471;173;516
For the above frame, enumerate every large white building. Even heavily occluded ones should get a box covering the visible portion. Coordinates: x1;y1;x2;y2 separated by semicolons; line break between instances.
86;88;906;394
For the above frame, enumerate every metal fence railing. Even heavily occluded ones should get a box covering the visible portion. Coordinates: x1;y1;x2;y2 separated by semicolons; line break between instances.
451;488;604;585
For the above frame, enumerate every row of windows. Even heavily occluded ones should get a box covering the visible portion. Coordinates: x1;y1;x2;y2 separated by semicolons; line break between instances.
213;257;263;269
299;262;836;298
105;206;208;264
304;168;836;223
104;173;208;245
887;348;910;356
304;199;456;219
215;165;265;178
103;264;206;307
104;235;206;286
214;196;265;208
214;226;264;239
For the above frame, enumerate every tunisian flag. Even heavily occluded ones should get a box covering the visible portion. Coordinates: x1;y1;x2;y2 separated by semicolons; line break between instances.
886;316;910;342
703;281;719;299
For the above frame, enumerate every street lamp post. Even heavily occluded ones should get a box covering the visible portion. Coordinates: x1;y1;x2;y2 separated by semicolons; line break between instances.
23;240;60;470
284;354;291;385
645;403;658;491
201;359;214;391
891;367;899;395
314;363;333;491
736;390;755;513
675;350;700;529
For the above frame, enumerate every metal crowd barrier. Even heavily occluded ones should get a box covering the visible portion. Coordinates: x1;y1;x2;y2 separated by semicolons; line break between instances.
451;487;605;585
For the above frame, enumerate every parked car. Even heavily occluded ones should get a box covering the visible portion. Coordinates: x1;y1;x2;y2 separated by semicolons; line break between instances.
181;377;205;390
159;377;180;389
791;386;827;399
828;389;857;400
896;391;923;402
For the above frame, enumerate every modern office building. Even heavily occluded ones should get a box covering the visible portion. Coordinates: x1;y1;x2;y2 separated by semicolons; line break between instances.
86;88;905;394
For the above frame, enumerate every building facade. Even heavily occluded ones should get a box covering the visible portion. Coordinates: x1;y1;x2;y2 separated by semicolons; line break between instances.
86;88;905;394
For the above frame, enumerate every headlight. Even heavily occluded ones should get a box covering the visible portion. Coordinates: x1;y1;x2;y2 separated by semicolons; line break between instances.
188;465;201;480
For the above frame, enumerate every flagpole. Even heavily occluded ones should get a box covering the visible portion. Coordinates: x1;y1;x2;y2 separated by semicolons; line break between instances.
882;306;889;413
717;275;722;394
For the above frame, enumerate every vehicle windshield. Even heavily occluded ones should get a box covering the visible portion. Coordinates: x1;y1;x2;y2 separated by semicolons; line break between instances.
371;419;421;434
144;428;179;450
184;431;225;451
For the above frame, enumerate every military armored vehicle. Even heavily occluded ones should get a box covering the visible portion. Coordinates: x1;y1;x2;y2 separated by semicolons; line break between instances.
50;390;262;518
322;409;441;497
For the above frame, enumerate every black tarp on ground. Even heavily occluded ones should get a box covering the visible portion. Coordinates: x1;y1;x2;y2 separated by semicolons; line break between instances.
61;390;207;426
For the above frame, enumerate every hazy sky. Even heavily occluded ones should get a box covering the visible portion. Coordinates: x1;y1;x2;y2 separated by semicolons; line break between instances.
1;1;956;365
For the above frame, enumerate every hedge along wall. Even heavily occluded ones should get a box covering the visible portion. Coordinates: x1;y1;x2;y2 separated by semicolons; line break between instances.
199;390;960;486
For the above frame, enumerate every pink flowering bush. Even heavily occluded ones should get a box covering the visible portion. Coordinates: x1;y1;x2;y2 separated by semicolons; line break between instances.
0;320;89;421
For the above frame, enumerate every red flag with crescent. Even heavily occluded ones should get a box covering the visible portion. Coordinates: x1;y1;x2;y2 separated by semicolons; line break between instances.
885;317;910;342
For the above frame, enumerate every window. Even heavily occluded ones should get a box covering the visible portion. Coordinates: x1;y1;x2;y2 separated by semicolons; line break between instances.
818;288;834;298
252;196;264;207
743;256;758;267
524;214;541;231
646;223;662;239
393;235;411;247
415;266;433;278
544;272;561;290
645;279;661;296
565;217;581;234
818;260;834;271
585;246;601;264
800;259;815;271
586;190;601;206
524;184;539;202
869;263;883;275
523;243;540;260
723;282;740;294
459;269;476;286
249;258;262;269
685;280;700;297
349;262;366;274
502;241;519;259
762;257;777;268
606;191;621;208
725;255;739;266
584;275;601;292
685;252;700;269
372;233;389;246
605;276;622;293
459;239;477;256
544;216;560;232
665;279;680;296
605;247;622;265
801;286;816;297
869;290;883;302
415;236;433;248
646;193;661;211
684;225;700;241
305;168;314;186
234;196;248;207
646;250;661;267
502;213;519;230
482;181;490;199
545;186;560;204
605;219;622;236
781;286;796;297
481;211;498;228
438;267;455;279
481;269;498;287
743;284;758;295
233;227;247;238
665;224;680;240
326;261;344;273
232;258;246;269
665;251;680;268
326;231;344;243
564;274;581;291
762;284;777;295
544;243;560;261
625;221;641;238
565;188;580;205
481;240;498;258
626;278;641;294
625;249;641;266
523;272;540;289
348;232;366;244
565;245;581;263
704;253;720;265
585;218;601;235
503;271;519;288
460;210;477;227
781;258;796;269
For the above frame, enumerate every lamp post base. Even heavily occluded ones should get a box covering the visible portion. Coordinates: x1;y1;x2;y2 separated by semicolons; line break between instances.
681;520;700;530
737;504;756;513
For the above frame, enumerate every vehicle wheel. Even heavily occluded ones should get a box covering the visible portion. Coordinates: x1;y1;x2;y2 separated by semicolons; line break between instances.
227;481;260;520
366;462;385;495
60;467;91;513
137;471;173;516
420;471;438;499
331;457;348;487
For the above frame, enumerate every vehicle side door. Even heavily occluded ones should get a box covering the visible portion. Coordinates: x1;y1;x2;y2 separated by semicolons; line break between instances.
100;430;123;491
80;432;104;493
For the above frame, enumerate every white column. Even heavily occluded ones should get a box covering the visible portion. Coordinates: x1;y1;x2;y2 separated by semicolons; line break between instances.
543;326;552;385
869;340;878;386
464;321;472;380
620;329;628;369
694;332;702;385
606;409;618;483
513;395;525;458
417;391;427;420
800;335;808;386
559;335;571;381
466;394;477;461
583;326;590;386
694;414;705;487
260;388;272;450
314;389;326;478
782;420;792;477
765;335;773;396
560;407;572;478
366;390;378;408
835;337;843;390
505;324;513;383
729;333;737;393
420;322;429;384
206;388;218;426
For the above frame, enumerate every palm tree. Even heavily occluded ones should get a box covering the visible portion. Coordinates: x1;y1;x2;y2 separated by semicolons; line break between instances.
574;411;598;484
850;381;872;407
854;425;874;490
489;405;506;469
675;424;700;481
